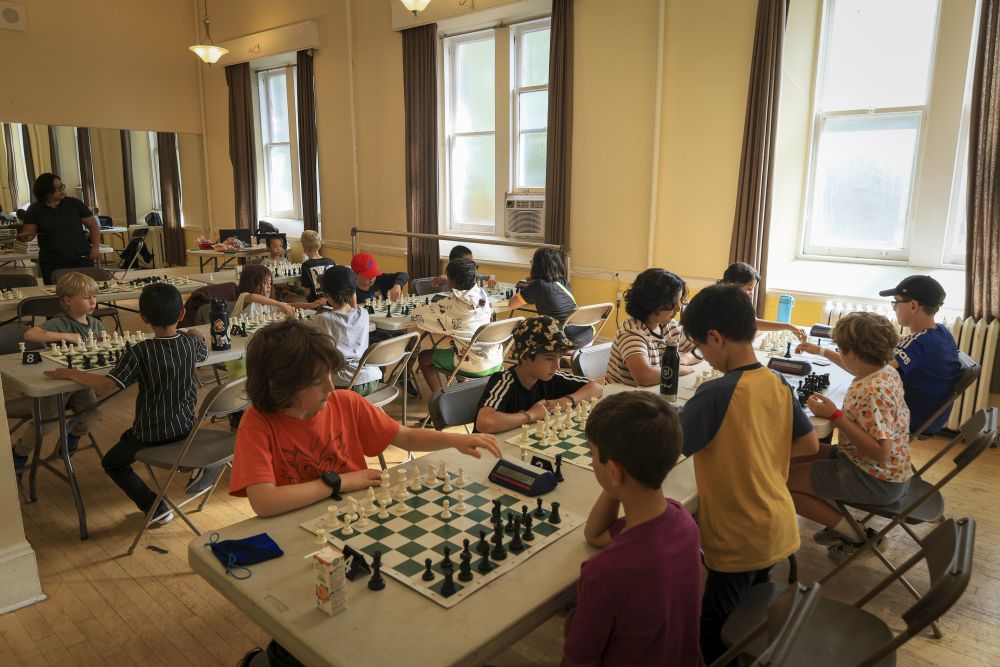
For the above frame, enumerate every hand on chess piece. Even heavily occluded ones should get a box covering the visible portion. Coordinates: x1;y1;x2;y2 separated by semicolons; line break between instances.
277;302;296;317
180;328;206;342
788;325;808;342
486;275;498;289
61;332;84;345
805;393;837;418
341;469;386;493
387;284;403;302
526;400;550;422
451;433;501;459
796;341;822;356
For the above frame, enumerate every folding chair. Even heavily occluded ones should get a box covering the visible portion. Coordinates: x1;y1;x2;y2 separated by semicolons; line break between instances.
437;317;524;390
17;295;63;327
563;302;614;345
570;342;612;379
427;377;491;432
229;292;250;319
714;583;822;667
50;266;123;333
0;273;38;289
821;407;997;638
910;351;980;440
411;277;439;296
719;517;976;667
127;376;249;554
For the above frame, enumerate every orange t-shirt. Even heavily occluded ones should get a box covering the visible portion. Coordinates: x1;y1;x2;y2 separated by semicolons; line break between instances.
229;390;401;497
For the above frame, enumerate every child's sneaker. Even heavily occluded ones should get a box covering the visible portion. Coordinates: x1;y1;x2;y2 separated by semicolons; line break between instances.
813;527;845;546
12;452;28;475
148;501;174;526
827;528;889;563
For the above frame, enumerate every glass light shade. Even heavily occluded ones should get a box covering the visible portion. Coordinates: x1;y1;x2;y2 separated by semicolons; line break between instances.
189;44;229;64
400;0;432;15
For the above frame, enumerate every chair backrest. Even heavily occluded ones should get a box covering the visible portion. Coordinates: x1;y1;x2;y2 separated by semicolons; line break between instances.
349;332;421;388
180;282;238;328
198;376;250;420
230;292;250;319
195;301;237;326
571;342;612;379
953;406;998;470
0;273;37;289
0;324;43;355
18;295;63;320
751;584;822;667
469;316;525;346
411;277;438;296
857;518;975;667
428;377;491;430
911;351;981;438
564;302;614;329
50;266;113;283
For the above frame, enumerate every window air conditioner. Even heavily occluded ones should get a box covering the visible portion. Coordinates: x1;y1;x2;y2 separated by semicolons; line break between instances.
504;193;545;240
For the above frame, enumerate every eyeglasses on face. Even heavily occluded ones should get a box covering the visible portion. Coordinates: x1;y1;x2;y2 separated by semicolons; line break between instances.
890;299;912;308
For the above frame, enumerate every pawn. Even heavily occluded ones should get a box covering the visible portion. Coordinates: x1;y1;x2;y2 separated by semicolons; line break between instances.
454;467;466;488
409;470;423;492
522;514;535;541
341;515;354;535
509;517;525;552
442;475;454;493
314;528;327;547
356;508;369;530
458;552;474;582
440;499;452;520
478;547;493;574
441;546;454;572
549;501;562;524
454;491;467;513
366;487;377;512
491;524;507;561
422;557;435;581
534;497;546;518
377;497;390;519
476;530;489;555
440;570;456;598
368;550;386;591
505;511;515;534
462;538;471;557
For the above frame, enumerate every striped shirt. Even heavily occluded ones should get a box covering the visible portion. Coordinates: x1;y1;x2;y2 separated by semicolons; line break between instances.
606;318;677;387
108;333;208;443
477;367;588;421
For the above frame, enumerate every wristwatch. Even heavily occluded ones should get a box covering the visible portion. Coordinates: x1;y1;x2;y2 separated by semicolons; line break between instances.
321;471;343;500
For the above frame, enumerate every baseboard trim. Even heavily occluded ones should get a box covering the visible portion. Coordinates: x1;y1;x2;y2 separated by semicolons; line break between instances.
0;541;45;616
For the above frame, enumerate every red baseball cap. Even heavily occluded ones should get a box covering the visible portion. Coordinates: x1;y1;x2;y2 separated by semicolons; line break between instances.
351;252;382;279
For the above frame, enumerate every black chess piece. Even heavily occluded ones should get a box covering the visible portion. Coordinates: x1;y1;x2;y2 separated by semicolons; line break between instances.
785;342;792;358
476;530;488;555
66;356;74;369
555;454;564;483
477;546;493;574
441;546;454;572
422;557;435;581
509;517;525;553
521;504;529;527
96;352;106;366
534;497;546;518
549;501;561;524
440;570;456;597
458;552;473;582
492;499;503;523
368;550;386;591
462;538;471;557
491;523;507;561
522;514;534;541
505;511;515;534
82;355;92;370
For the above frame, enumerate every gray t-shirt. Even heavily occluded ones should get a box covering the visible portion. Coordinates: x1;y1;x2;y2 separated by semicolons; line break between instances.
41;313;103;339
311;308;382;387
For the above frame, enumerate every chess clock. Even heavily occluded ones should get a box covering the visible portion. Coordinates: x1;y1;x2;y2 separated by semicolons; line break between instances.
488;458;557;496
767;357;813;376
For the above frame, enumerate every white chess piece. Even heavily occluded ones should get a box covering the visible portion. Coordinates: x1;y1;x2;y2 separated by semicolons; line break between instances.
409;469;422;492
440;499;453;519
437;460;447;479
341;515;354;535
454;467;466;488
356;508;369;529
314;529;327;547
520;444;528;462
424;464;437;486
454;491;467;513
399;468;408;488
366;487;376;512
377;497;390;519
520;423;531;445
381;470;390;489
325;505;342;530
442;473;453;493
18;342;26;354
51;343;59;355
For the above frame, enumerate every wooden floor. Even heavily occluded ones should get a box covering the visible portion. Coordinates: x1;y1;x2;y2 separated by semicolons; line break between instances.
5;305;1000;666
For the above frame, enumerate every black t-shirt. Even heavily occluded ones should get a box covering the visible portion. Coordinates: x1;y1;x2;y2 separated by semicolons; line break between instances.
301;257;336;300
23;197;93;263
477;367;589;418
519;279;594;348
356;271;410;302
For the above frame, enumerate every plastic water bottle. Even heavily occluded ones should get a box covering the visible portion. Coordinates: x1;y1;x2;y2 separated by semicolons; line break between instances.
210;298;231;351
776;294;795;324
660;340;679;404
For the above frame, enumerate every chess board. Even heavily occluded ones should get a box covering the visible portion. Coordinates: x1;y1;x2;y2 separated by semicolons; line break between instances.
505;425;593;471
300;465;580;609
364;296;429;317
42;275;198;297
229;309;312;337
39;337;141;370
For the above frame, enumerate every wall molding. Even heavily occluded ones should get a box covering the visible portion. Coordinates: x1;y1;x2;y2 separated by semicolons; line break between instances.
0;540;45;616
215;21;320;67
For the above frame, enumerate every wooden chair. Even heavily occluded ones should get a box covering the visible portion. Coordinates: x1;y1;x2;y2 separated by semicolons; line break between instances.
50;266;122;333
570;342;612;380
718;518;976;667
427;377;491;432
126;377;249;554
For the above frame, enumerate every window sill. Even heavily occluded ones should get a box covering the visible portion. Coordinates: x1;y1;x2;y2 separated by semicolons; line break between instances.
766;259;965;314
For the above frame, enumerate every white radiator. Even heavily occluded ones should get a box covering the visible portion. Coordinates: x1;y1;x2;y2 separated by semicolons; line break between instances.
822;300;999;431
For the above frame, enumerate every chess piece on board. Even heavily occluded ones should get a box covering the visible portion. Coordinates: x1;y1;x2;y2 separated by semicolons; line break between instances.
368;551;386;591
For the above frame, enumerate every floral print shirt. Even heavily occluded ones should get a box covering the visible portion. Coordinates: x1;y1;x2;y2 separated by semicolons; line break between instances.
838;364;912;483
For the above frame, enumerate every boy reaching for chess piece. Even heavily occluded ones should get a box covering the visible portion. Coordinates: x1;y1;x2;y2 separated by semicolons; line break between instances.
788;312;911;563
475;316;602;433
11;272;105;474
44;283;208;525
562;392;703;667
720;262;806;341
229;319;500;517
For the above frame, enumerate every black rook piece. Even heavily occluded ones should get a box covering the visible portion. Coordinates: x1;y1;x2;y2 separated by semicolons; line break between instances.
440;570;456;597
549;501;561;524
368;550;386;591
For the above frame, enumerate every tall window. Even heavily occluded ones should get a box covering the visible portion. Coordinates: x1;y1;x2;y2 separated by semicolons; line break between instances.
149;132;161;211
803;0;941;261
442;19;551;236
256;65;301;220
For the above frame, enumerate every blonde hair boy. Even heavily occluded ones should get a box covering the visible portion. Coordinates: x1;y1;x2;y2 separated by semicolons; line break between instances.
300;230;322;255
55;272;99;306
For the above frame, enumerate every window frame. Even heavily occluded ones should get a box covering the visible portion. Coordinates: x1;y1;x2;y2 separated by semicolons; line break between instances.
509;18;551;194
799;0;942;264
254;64;302;222
148;131;161;212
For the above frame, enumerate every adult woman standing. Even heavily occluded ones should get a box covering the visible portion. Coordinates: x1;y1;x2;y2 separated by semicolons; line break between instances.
17;173;101;284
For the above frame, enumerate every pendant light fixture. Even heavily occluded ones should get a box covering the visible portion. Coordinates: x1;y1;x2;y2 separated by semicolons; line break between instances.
400;0;432;16
189;0;228;65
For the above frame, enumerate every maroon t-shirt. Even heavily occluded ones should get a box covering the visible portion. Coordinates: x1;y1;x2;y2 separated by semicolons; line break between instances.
564;500;704;667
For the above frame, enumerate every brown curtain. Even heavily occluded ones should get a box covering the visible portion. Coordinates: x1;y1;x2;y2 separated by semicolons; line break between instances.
297;49;320;233
20;125;36;199
729;0;787;318
48;125;60;175
967;0;1000;390
226;62;257;231
156;132;186;266
76;127;97;209
120;130;137;225
3;124;18;207
544;0;574;249
402;24;438;280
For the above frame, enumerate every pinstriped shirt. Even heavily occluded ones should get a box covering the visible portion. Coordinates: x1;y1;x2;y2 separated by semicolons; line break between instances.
108;333;208;443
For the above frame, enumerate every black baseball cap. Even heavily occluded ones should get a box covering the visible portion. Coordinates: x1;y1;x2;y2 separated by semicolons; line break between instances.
322;265;357;294
878;275;946;307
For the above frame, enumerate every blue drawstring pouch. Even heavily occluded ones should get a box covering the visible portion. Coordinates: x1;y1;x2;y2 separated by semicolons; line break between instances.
206;532;284;579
